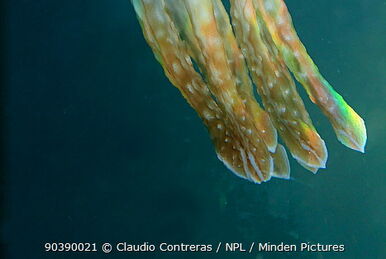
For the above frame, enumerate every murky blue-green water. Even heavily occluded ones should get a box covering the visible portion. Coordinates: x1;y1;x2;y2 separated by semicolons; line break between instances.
4;0;386;258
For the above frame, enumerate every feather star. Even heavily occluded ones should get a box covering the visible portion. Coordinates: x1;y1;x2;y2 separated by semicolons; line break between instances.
132;0;367;183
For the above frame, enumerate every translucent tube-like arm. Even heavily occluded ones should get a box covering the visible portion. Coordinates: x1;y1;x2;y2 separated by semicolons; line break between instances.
255;0;367;152
132;0;366;184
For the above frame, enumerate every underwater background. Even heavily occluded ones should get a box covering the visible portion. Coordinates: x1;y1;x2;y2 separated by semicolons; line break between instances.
3;0;386;258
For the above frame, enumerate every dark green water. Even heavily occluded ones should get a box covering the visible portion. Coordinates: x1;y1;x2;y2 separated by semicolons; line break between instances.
3;0;386;258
